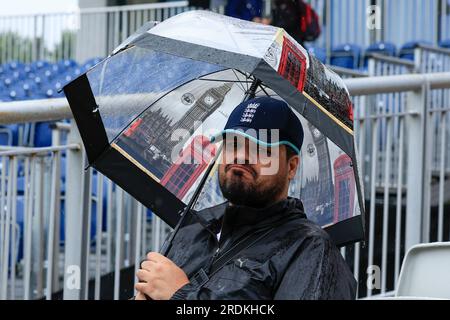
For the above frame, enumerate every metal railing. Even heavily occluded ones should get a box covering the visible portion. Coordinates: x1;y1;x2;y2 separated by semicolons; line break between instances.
0;121;170;300
0;1;191;64
1;0;450;65
0;72;449;299
347;72;450;297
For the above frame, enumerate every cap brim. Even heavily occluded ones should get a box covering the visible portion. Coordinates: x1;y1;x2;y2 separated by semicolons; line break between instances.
210;128;301;154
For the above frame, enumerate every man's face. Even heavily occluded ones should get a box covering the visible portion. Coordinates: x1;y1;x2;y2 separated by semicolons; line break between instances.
218;135;299;208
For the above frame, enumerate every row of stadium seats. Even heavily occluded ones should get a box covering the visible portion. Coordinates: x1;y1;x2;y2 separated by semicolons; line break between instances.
0;122;59;148
308;40;450;70
0;57;103;102
3;40;450;102
0;58;102;152
2;38;450;149
8;163;155;264
0;56;161;266
2;39;450;149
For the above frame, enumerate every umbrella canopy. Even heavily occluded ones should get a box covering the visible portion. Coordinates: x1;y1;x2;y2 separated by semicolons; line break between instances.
64;10;365;247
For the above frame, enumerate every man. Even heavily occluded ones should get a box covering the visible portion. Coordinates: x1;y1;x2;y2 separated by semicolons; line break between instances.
135;97;357;300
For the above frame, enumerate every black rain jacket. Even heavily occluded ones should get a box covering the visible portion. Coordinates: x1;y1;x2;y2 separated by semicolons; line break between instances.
168;197;357;300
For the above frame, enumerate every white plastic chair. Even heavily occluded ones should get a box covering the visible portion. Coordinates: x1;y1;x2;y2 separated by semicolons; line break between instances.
395;242;450;299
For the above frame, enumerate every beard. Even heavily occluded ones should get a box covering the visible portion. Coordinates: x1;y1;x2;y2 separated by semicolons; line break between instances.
218;165;286;208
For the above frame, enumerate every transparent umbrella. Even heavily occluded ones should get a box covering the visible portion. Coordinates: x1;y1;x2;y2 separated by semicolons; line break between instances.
64;10;365;248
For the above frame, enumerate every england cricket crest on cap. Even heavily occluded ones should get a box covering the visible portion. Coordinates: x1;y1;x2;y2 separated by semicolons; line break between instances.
240;102;260;123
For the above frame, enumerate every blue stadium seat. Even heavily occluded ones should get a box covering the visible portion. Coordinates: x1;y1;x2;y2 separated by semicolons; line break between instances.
399;41;433;61
39;85;62;99
46;79;66;97
59;200;99;245
60;155;67;183
365;42;397;60
6;88;25;101
29;60;50;72
13;196;25;264
59;172;109;244
23;65;32;74
331;44;362;69
0;124;20;145
21;83;36;99
33;76;45;91
439;39;450;49
83;57;103;70
57;59;78;72
33;122;53;147
6;61;25;72
307;46;327;63
64;67;83;80
0;126;13;145
10;70;26;81
35;68;56;82
59;74;74;87
3;77;14;88
91;172;109;232
0;93;12;103
17;175;25;195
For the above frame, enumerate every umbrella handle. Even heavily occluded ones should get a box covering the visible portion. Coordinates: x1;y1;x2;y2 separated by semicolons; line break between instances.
159;143;224;257
244;78;262;101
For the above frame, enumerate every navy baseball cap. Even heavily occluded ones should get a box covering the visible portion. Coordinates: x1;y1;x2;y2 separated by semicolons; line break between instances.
212;97;304;154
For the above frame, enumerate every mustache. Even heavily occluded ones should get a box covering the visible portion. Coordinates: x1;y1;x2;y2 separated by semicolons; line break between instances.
225;164;257;178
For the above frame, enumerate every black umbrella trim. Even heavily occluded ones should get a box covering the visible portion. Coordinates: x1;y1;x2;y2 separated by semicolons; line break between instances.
63;74;109;164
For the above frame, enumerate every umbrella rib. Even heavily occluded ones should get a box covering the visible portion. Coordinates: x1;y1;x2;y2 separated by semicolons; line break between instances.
233;69;255;93
231;69;247;93
198;78;254;85
245;73;250;92
257;84;271;97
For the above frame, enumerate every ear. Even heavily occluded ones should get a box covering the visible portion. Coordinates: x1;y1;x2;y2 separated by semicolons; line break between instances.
287;155;300;180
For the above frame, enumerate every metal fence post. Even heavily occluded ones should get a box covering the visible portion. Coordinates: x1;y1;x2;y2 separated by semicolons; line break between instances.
63;121;89;300
405;83;429;250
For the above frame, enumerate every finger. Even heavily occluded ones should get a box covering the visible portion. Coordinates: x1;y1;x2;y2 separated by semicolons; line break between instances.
136;269;153;283
135;282;149;295
141;260;157;271
147;252;164;262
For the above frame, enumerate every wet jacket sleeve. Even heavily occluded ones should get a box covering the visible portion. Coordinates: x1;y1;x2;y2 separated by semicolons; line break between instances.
170;282;219;300
273;234;357;300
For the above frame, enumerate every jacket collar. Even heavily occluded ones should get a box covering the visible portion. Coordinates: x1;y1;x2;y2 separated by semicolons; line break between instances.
194;197;306;234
